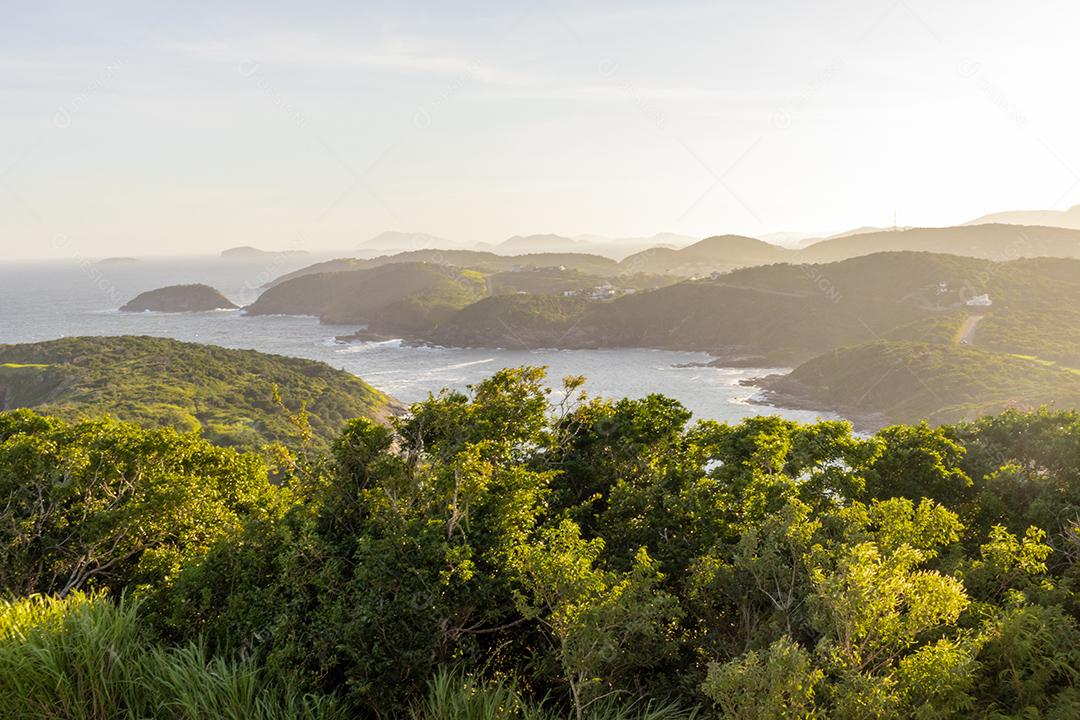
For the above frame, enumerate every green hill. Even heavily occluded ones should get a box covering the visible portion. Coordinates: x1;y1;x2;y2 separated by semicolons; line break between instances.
0;337;401;450
421;252;1080;364
757;340;1080;429
429;294;591;349
248;251;1080;376
618;234;793;275
264;250;620;287
566;252;1002;362
247;262;488;332
120;284;238;313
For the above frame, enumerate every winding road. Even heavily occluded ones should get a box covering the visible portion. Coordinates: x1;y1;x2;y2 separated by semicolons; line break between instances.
957;314;985;345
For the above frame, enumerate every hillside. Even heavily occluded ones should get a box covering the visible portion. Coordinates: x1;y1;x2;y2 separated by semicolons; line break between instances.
800;223;1080;263
120;284;238;313
618;234;792;275
265;249;620;287
428;294;590;348
965;204;1080;230
308;252;1080;366
548;252;1004;361
259;224;1080;289
756;340;1080;429
247;261;488;331
0;336;400;450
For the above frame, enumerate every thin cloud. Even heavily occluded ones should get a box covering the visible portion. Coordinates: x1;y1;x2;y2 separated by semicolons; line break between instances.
165;35;529;86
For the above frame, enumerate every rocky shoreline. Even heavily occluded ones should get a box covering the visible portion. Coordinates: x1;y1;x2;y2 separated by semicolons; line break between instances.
741;372;890;432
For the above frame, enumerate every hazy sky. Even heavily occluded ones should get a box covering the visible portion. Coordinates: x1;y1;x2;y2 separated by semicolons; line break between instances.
2;0;1079;259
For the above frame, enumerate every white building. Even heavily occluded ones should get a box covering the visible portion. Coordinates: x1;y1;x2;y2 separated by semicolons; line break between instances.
966;294;992;307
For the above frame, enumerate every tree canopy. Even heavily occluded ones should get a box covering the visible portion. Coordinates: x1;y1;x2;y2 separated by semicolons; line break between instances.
3;368;1080;719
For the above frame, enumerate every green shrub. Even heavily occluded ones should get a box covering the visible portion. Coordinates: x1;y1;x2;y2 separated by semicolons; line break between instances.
0;592;341;720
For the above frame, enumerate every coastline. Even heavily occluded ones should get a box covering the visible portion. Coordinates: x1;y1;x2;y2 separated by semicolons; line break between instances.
742;372;890;433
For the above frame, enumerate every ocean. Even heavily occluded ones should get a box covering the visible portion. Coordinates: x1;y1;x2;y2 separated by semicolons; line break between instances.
0;255;838;425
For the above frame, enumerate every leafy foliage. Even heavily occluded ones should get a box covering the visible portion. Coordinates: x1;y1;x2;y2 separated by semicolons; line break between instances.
0;336;399;450
4;367;1080;718
0;410;280;597
0;592;341;720
765;340;1080;429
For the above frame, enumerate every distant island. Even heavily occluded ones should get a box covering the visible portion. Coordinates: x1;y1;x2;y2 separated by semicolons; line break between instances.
96;257;139;265
221;245;310;259
120;284;239;313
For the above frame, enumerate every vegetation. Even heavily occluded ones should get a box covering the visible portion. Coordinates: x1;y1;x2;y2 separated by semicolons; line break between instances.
263;252;1080;363
265;251;621;288
241;251;1080;428
4;366;1080;717
247;262;489;331
120;283;238;313
572;252;1006;361
619;235;791;276
271;224;1080;286
0;336;399;450
0;592;341;720
758;340;1080;429
978;308;1080;366
800;223;1080;263
429;295;590;348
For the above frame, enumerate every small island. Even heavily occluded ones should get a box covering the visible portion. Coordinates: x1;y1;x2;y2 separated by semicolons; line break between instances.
96;257;140;265
221;246;309;259
120;284;238;313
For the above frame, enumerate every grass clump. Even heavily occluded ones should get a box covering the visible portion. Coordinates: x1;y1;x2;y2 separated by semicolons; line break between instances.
0;592;342;720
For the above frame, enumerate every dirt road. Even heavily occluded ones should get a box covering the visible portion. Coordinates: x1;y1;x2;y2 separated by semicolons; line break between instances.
957;314;985;345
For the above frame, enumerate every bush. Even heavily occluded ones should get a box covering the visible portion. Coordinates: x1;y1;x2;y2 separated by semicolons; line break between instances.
0;592;341;720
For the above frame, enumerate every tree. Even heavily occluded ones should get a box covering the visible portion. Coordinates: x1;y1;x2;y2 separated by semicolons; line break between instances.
509;520;681;720
0;410;275;597
702;636;822;720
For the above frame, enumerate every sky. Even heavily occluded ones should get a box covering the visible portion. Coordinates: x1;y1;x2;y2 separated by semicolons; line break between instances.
2;0;1079;260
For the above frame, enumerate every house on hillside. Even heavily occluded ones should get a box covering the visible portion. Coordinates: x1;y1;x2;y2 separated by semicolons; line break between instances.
966;294;992;307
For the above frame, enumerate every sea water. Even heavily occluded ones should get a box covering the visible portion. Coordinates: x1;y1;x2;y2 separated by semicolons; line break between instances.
0;256;838;424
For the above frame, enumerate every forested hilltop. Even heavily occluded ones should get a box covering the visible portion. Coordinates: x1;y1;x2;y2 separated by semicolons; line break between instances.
234;251;1080;427
254;252;1080;363
3;367;1080;718
0;336;400;450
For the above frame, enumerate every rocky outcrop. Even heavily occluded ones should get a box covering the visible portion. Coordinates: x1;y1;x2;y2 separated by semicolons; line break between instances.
120;284;238;313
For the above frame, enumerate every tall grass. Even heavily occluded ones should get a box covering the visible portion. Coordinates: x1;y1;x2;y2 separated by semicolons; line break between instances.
0;592;342;720
413;670;697;720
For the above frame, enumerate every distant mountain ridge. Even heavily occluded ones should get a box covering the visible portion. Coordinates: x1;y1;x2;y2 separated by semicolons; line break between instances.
360;231;457;251
798;224;1080;263
620;234;791;275
496;234;591;254
964;204;1080;230
264;223;1080;287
